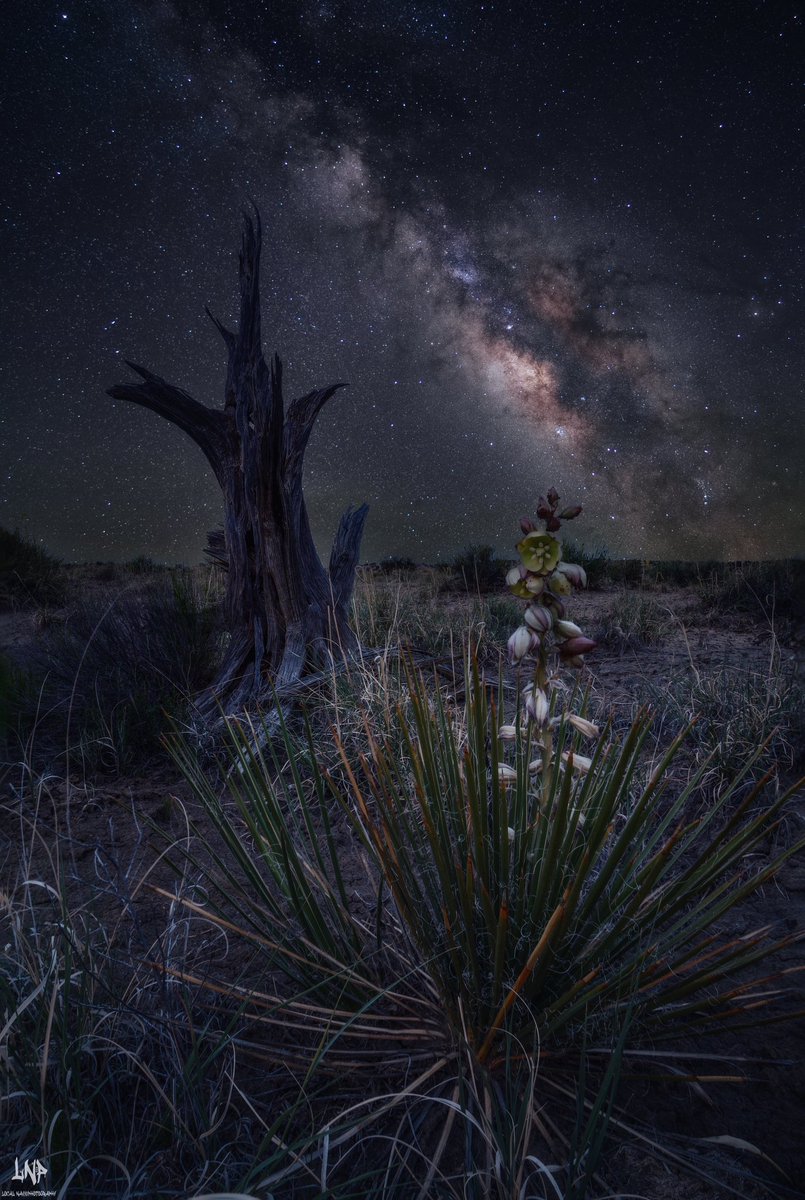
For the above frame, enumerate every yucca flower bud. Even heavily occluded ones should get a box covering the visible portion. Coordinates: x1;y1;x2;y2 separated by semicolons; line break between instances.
525;575;546;595
546;487;560;506
525;687;550;726
547;570;572;596
559;636;598;657
557;561;587;588
497;764;517;784
498;724;518;740
565;713;600;738
524;604;552;633
516;531;561;574
554;619;584;638
508;625;538;663
561;750;593;774
519;517;536;534
544;594;566;618
558;505;583;520
528;759;544;773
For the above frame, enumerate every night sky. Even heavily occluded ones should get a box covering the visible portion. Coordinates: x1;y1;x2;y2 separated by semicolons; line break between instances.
2;1;802;564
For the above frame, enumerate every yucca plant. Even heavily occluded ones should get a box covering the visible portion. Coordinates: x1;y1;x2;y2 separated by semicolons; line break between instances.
339;656;803;1051
163;491;804;1196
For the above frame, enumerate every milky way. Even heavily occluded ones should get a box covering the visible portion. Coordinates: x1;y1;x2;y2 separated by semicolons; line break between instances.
2;2;802;562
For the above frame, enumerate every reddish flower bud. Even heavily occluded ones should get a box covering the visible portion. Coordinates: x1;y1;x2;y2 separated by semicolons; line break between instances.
558;506;582;520
546;515;562;532
519;516;536;534
559;636;598;657
546;487;560;506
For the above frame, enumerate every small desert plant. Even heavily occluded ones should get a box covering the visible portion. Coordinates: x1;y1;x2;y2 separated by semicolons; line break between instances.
596;591;671;652
0;527;65;610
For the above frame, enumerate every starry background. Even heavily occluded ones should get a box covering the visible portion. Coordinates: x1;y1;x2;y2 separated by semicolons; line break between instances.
2;1;802;564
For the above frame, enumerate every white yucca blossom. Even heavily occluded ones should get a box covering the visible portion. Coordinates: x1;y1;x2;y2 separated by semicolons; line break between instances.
497;764;518;783
564;713;600;739
561;750;593;774
524;604;553;633
498;724;518;741
527;759;544;774
554;619;584;639
557;561;587;588
505;566;523;588
508;625;536;663
525;687;551;727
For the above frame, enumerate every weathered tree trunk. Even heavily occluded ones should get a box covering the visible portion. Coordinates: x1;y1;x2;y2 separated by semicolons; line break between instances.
108;208;368;710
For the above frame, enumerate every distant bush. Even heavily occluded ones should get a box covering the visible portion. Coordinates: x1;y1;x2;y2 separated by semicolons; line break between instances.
450;544;501;593
0;528;65;610
376;555;417;573
124;554;163;574
605;558;643;586
26;571;222;770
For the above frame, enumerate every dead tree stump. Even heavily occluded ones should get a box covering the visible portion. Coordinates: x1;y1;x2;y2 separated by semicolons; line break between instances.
108;208;368;711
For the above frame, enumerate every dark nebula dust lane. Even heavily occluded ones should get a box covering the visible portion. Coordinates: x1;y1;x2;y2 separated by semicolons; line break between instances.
1;1;802;562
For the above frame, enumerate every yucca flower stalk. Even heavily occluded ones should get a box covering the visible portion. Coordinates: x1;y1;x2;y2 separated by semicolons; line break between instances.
504;491;599;804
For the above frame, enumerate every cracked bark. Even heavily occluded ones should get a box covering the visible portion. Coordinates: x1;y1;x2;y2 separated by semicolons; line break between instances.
108;207;368;711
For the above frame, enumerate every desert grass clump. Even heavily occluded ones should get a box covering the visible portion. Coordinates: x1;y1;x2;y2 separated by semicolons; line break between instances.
1;781;265;1197
596;590;671;652
0;527;66;610
351;566;492;658
163;488;804;1196
25;570;222;770
640;641;804;788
